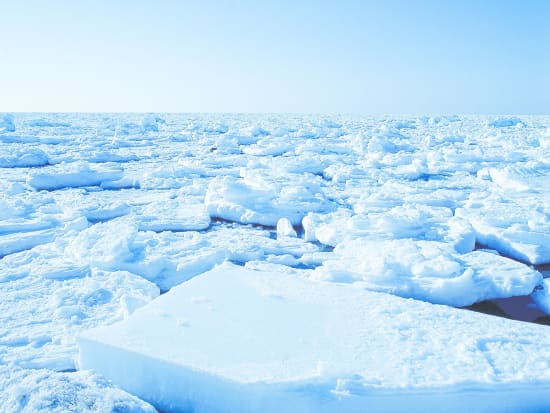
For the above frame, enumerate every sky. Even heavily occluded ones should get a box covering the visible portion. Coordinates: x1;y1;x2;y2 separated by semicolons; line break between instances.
0;0;549;114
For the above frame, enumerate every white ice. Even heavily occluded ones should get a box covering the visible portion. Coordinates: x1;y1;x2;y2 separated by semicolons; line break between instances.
79;263;550;413
456;192;550;265
205;174;334;226
1;113;550;411
311;239;541;306
27;161;124;191
0;367;156;413
0;147;49;168
0;239;159;370
0;114;15;133
303;204;475;253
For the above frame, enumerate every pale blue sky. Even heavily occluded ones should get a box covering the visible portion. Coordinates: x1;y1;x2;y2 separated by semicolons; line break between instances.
1;0;548;113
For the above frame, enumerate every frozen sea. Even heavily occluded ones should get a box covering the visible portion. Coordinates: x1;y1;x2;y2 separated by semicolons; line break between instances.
2;113;550;412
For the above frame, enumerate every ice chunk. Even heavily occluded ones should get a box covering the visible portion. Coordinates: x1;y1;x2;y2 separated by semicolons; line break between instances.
0;216;59;236
487;165;550;192
237;126;270;144
531;280;550;315
0;229;57;257
202;225;318;262
137;198;211;232
0;113;15;132
186;120;228;134
63;218;218;291
205;175;333;226
88;150;140;163
80;263;550;413
64;217;316;291
366;126;415;154
456;195;550;265
141;114;165;132
488;117;524;128
27;119;71;127
0;367;156;413
100;177;140;190
65;218;138;271
276;217;297;238
114;116;164;136
27;162;124;191
311;239;541;307
242;137;294;156
0;147;49;168
0;243;159;370
302;208;353;243
53;189;131;222
0;190;90;244
316;118;342;129
0;134;40;144
304;205;476;253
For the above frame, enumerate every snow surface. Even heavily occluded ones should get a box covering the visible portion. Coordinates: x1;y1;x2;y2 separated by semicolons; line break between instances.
1;113;550;411
0;367;156;413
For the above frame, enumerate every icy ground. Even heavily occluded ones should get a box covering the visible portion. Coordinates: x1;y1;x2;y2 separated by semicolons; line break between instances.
2;113;550;412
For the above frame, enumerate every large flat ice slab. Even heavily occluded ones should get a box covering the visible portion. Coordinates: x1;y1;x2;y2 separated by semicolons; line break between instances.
79;263;550;413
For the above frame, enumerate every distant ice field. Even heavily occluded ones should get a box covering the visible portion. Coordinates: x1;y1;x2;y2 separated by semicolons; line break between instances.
2;113;550;412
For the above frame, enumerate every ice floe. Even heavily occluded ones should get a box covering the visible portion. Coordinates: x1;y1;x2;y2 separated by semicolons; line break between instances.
303;204;476;254
0;367;156;413
311;239;541;306
205;174;334;226
0;113;15;133
0;147;49;168
488;117;524;128
136;197;210;232
0;241;159;370
456;193;550;265
27;162;124;191
79;263;550;413
1;113;550;411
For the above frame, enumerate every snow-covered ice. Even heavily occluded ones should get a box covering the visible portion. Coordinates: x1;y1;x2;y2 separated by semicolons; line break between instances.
311;239;541;306
2;113;550;411
79;263;550;413
136;196;210;232
0;242;159;370
0;367;156;413
27;161;124;191
0;114;16;133
205;174;334;226
456;189;550;265
0;147;49;168
303;204;476;253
